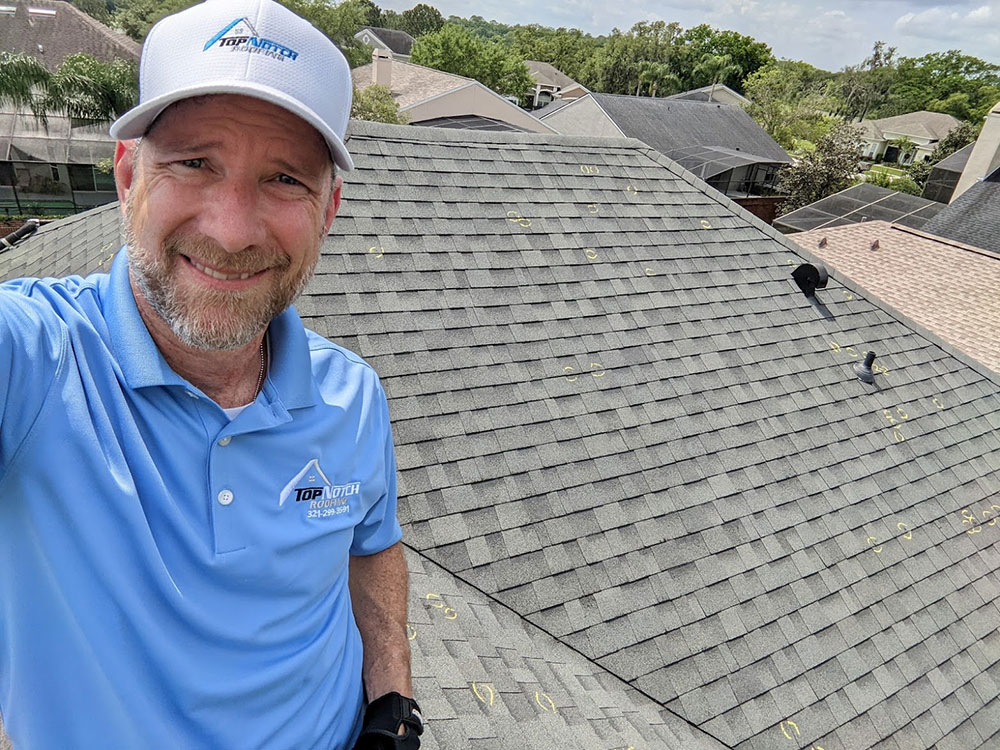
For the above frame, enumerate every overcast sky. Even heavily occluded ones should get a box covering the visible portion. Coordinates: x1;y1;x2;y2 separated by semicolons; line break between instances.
381;0;1000;72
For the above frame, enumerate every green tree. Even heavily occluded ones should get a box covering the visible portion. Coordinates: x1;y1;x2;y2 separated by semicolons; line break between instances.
411;23;533;101
776;123;863;213
743;65;837;152
351;84;408;124
637;61;680;97
508;25;601;84
832;40;897;121
44;54;138;121
447;14;514;41
693;53;740;101
886;51;1000;121
863;170;922;195
72;0;112;23
677;24;774;93
398;3;443;37
580;20;682;95
112;0;195;41
0;52;51;116
354;0;381;27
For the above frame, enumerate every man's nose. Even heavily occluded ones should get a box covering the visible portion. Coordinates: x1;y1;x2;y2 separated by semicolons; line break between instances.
197;177;268;253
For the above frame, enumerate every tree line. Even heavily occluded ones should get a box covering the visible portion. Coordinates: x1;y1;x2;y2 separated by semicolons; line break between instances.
3;0;998;215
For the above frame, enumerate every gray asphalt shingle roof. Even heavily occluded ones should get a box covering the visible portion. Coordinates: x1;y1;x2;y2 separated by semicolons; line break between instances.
357;26;416;56
922;169;1000;254
3;121;1000;750
591;94;790;165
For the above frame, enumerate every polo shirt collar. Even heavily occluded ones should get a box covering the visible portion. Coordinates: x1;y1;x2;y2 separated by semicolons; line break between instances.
101;248;317;410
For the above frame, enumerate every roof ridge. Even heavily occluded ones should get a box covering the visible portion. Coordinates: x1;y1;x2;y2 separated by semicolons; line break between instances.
403;543;730;749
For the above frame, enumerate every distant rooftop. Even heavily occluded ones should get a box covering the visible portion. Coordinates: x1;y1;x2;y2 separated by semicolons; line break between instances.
409;114;527;133
524;60;578;90
922;167;1000;254
352;60;473;109
667;84;748;106
858;111;962;143
0;0;138;72
356;26;415;56
591;94;790;164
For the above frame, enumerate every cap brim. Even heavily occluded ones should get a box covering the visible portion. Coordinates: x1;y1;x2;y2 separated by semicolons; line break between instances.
110;82;354;171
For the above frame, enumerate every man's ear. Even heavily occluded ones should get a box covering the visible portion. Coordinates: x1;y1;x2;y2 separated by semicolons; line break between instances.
323;174;343;235
113;140;137;212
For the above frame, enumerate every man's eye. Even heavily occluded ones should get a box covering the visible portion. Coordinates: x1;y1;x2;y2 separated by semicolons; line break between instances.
180;158;204;169
277;174;302;186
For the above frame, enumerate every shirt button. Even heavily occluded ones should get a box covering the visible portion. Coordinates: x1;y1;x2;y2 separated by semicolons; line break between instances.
186;391;198;399
218;436;232;446
217;489;234;506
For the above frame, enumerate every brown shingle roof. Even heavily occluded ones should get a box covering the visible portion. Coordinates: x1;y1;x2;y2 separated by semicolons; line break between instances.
857;111;961;142
524;60;577;89
351;60;471;109
0;0;139;72
789;220;1000;373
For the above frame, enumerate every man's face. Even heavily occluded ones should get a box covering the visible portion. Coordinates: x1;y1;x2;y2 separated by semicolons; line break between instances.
116;94;341;350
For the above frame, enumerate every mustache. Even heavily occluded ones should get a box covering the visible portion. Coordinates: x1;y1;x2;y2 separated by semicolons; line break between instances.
163;234;291;274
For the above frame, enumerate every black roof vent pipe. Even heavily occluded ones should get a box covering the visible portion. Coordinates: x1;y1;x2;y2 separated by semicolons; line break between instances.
791;262;828;297
854;351;877;384
0;219;40;253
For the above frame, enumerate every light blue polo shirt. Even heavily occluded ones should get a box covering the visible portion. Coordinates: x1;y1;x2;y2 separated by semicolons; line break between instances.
0;250;403;750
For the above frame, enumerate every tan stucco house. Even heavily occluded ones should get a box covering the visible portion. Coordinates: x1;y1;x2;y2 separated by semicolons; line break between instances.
352;52;556;134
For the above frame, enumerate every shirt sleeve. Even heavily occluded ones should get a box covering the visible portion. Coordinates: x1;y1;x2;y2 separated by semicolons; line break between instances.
0;286;66;479
350;380;403;556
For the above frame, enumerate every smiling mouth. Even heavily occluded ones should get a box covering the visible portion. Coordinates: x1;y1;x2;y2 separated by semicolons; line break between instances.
186;256;258;281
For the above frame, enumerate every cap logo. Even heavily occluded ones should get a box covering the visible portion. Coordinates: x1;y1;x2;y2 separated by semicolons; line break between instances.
203;16;299;61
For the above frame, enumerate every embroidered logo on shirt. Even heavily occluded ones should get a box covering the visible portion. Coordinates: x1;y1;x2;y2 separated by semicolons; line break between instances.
279;458;359;519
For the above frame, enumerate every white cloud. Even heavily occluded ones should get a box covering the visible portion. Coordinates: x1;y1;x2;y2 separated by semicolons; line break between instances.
894;4;998;41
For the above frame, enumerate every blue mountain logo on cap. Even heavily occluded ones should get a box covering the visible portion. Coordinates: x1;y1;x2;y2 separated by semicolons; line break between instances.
204;17;299;61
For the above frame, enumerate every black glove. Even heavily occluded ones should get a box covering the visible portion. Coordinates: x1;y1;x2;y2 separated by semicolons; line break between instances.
353;692;423;750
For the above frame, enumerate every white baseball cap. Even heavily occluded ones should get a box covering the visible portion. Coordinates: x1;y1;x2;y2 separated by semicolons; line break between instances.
110;0;354;170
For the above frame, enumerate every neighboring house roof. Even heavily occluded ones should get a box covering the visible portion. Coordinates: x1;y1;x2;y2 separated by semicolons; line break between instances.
590;93;790;164
788;220;1000;373
922;167;1000;254
409;114;527;133
352;61;478;110
533;98;574;118
5;121;1000;750
857;111;961;143
667;84;749;107
355;26;415;56
0;0;139;71
0;103;115;164
774;183;945;234
524;60;578;89
352;60;554;134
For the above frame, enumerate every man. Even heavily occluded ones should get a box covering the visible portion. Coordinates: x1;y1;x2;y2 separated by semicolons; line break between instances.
0;0;421;748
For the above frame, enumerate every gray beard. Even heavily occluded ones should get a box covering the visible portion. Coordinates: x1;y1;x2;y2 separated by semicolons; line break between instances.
123;196;317;351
